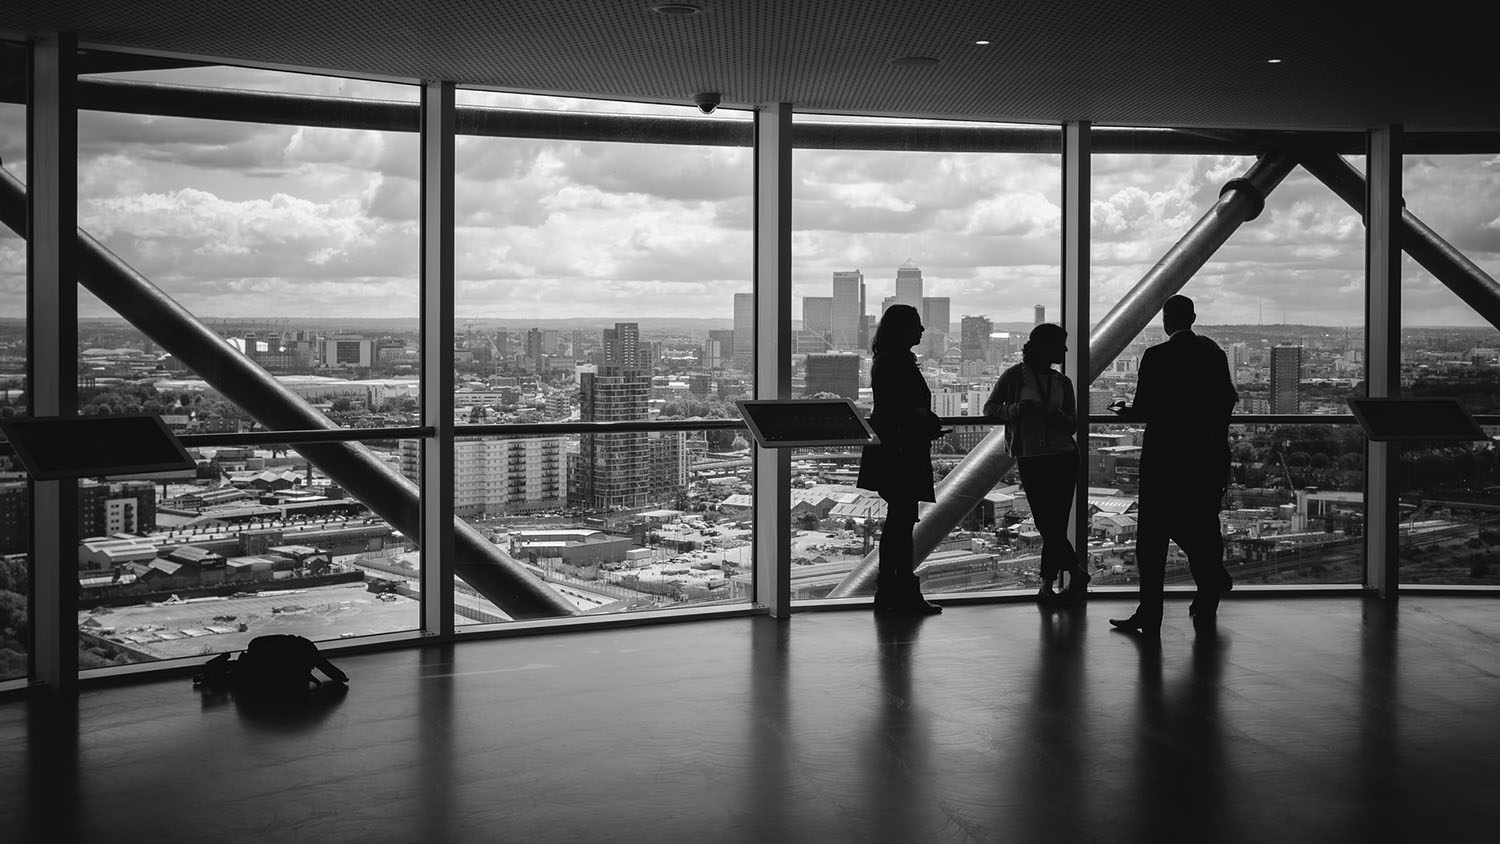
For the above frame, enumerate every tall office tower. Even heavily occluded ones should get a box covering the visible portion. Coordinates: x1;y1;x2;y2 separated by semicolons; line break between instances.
573;322;652;510
880;295;897;314
1034;304;1046;325
732;292;754;366
1270;345;1304;413
541;329;560;355
960;315;993;361
922;296;951;360
802;296;832;333
933;391;963;418
832;270;866;351
804;353;861;399
708;329;735;370
494;329;510;359
921;297;950;335
895;262;923;310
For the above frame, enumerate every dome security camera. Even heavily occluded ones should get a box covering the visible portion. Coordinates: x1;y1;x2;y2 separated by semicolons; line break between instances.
693;92;721;115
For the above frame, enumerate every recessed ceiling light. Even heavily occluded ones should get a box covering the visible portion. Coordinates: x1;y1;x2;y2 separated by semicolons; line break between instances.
1267;58;1283;63
652;3;702;15
975;40;991;45
890;56;941;67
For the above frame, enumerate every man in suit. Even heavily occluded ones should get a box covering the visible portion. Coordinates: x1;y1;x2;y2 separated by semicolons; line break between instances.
1110;295;1238;634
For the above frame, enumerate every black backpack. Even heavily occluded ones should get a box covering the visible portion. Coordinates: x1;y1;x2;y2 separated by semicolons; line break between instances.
195;634;348;697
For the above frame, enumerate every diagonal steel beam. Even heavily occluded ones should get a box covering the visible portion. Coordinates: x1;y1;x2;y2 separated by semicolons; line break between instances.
1298;151;1500;332
829;152;1298;597
0;168;577;619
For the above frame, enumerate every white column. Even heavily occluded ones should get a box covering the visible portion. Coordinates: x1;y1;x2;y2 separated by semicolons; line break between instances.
1061;122;1091;568
1365;126;1401;598
28;34;78;693
420;81;456;635
752;104;792;617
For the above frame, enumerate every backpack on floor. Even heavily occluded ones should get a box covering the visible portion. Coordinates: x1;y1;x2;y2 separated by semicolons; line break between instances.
194;634;348;696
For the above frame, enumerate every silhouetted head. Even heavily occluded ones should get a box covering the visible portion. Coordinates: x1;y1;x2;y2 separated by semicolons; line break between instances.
1022;323;1067;368
1163;294;1196;335
872;304;924;355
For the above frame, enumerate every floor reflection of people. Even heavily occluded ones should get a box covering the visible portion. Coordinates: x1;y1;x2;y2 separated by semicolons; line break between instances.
861;612;936;842
1128;631;1232;842
1019;606;1090;835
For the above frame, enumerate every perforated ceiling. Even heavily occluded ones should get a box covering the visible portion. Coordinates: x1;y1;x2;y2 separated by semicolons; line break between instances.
1;0;1492;131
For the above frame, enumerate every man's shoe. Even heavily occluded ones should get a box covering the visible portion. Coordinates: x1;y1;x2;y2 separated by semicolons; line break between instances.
1109;611;1161;635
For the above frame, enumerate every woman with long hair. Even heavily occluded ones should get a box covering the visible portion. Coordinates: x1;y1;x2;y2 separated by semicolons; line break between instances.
984;323;1089;606
856;304;945;614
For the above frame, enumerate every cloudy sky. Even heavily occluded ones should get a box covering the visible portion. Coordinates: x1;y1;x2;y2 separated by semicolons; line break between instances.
1;64;1498;330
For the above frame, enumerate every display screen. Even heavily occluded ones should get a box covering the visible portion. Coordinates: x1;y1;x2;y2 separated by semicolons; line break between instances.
0;414;196;480
736;399;878;448
1346;398;1489;442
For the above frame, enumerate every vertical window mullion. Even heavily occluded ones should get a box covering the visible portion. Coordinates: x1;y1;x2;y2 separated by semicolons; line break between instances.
26;33;78;692
421;81;456;636
1062;122;1091;565
1365;126;1402;597
752;105;792;617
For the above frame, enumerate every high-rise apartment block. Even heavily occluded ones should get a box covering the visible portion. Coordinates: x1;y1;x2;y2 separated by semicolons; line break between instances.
573;322;656;510
402;437;565;517
1270;345;1303;413
831;271;866;351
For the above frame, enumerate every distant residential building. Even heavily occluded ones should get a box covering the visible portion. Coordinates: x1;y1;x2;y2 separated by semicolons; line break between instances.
933;391;963;418
572;323;653;510
79;481;157;537
401;436;565;517
1034;304;1046;325
1271;345;1304;413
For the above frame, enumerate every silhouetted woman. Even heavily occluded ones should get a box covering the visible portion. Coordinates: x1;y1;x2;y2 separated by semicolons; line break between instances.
984;323;1089;605
856;304;945;614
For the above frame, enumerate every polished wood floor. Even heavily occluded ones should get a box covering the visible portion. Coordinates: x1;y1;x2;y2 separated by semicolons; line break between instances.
3;595;1499;844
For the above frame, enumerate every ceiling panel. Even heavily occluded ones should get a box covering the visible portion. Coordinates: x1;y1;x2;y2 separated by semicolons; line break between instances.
0;0;1492;131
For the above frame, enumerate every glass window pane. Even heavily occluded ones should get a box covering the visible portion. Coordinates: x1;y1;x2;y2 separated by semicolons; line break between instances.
453;89;753;423
78;438;419;671
446;432;751;624
787;117;1062;601
1398;151;1500;584
75;60;420;431
0;40;27;681
1089;145;1367;417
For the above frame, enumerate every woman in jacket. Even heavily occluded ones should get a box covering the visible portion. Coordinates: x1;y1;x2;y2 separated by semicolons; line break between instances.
984;323;1089;606
856;304;945;614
